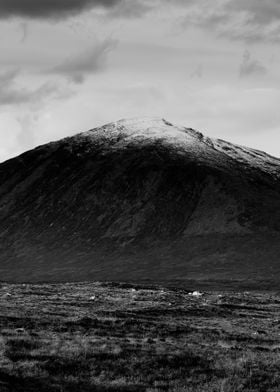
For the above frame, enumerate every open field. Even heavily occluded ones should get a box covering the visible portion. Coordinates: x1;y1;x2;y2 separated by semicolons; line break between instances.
1;283;280;391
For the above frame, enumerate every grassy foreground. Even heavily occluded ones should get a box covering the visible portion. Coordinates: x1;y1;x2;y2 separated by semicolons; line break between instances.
1;282;280;391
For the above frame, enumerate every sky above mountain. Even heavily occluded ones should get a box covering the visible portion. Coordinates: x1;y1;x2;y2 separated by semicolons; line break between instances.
0;0;280;161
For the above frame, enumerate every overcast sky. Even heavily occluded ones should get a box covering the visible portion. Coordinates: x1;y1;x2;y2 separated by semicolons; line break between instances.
1;0;280;161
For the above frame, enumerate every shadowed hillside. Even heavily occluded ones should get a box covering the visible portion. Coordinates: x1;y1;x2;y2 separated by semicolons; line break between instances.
1;117;280;283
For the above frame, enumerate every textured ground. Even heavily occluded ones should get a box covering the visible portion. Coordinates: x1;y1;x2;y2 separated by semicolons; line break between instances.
1;282;280;391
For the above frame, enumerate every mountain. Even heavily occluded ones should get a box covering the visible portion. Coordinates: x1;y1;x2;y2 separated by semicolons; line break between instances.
1;117;280;285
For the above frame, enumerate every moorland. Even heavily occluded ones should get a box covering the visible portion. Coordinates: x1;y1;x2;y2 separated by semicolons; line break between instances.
1;282;280;391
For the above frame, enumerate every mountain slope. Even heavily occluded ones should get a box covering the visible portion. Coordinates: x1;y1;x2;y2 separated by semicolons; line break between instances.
1;117;280;283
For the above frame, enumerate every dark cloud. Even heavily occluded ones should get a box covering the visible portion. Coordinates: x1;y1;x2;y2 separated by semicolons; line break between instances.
52;38;118;83
1;0;280;41
0;0;121;19
239;50;267;78
0;0;193;20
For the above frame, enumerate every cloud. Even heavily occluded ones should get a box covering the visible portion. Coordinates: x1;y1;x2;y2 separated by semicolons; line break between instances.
0;70;74;160
1;0;280;41
181;0;280;42
16;113;39;151
0;69;18;87
0;69;31;105
190;64;203;79
225;0;280;42
0;0;122;20
227;0;280;25
52;38;118;83
19;22;28;43
0;0;195;21
105;0;153;18
239;50;267;78
0;69;72;106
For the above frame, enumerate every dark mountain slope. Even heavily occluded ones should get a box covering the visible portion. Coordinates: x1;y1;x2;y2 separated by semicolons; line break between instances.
1;117;280;283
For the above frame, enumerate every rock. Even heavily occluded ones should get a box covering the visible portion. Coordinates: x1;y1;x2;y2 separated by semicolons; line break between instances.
189;291;203;297
15;328;26;334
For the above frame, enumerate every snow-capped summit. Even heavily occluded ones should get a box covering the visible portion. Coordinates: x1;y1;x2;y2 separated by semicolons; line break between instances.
83;117;202;146
1;117;280;285
78;117;280;179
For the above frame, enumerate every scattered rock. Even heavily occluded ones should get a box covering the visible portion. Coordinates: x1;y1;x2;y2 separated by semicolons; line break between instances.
15;328;26;334
189;291;203;298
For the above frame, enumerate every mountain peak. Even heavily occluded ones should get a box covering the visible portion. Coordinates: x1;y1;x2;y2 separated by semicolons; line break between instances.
81;117;205;149
114;116;172;127
1;117;280;284
87;116;178;136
